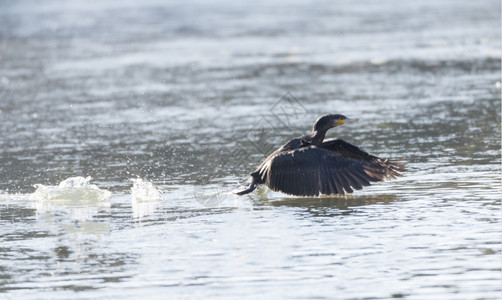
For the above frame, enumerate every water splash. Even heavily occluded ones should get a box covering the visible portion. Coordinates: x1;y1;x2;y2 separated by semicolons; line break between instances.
131;178;161;219
30;176;111;221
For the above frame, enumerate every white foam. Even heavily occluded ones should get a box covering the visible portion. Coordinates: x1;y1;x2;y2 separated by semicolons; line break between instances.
131;178;161;219
30;176;111;220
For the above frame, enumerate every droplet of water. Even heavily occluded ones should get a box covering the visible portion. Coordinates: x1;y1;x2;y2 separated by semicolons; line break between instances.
131;178;161;202
130;178;161;219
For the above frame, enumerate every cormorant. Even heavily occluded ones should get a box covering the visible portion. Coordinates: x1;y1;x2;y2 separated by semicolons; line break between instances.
234;114;405;196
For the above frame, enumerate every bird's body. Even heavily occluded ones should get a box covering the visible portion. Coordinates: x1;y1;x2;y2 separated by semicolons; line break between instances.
235;114;405;196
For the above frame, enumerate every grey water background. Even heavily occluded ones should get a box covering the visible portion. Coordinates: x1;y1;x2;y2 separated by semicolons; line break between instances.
0;0;501;298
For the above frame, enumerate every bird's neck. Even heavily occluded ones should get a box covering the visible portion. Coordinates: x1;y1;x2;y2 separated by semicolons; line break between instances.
309;130;326;145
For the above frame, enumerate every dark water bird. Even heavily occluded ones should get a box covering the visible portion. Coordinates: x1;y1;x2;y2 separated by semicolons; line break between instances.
234;114;406;196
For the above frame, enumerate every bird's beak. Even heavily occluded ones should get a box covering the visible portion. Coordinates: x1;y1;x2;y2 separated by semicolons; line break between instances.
338;117;360;125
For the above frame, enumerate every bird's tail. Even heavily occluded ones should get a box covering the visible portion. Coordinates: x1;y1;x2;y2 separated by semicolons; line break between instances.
233;177;257;195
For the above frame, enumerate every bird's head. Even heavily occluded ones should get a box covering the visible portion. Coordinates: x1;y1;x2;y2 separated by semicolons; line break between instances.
313;114;359;132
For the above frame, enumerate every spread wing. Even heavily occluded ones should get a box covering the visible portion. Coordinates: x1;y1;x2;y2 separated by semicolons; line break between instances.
321;139;406;179
261;140;406;197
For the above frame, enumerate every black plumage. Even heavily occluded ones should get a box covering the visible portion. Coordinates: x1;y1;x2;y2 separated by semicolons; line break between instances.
235;114;406;196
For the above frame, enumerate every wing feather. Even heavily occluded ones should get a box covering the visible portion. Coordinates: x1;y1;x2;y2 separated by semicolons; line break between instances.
345;170;364;190
266;147;378;196
260;139;405;197
322;139;407;180
331;171;346;195
320;164;331;194
337;170;354;194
